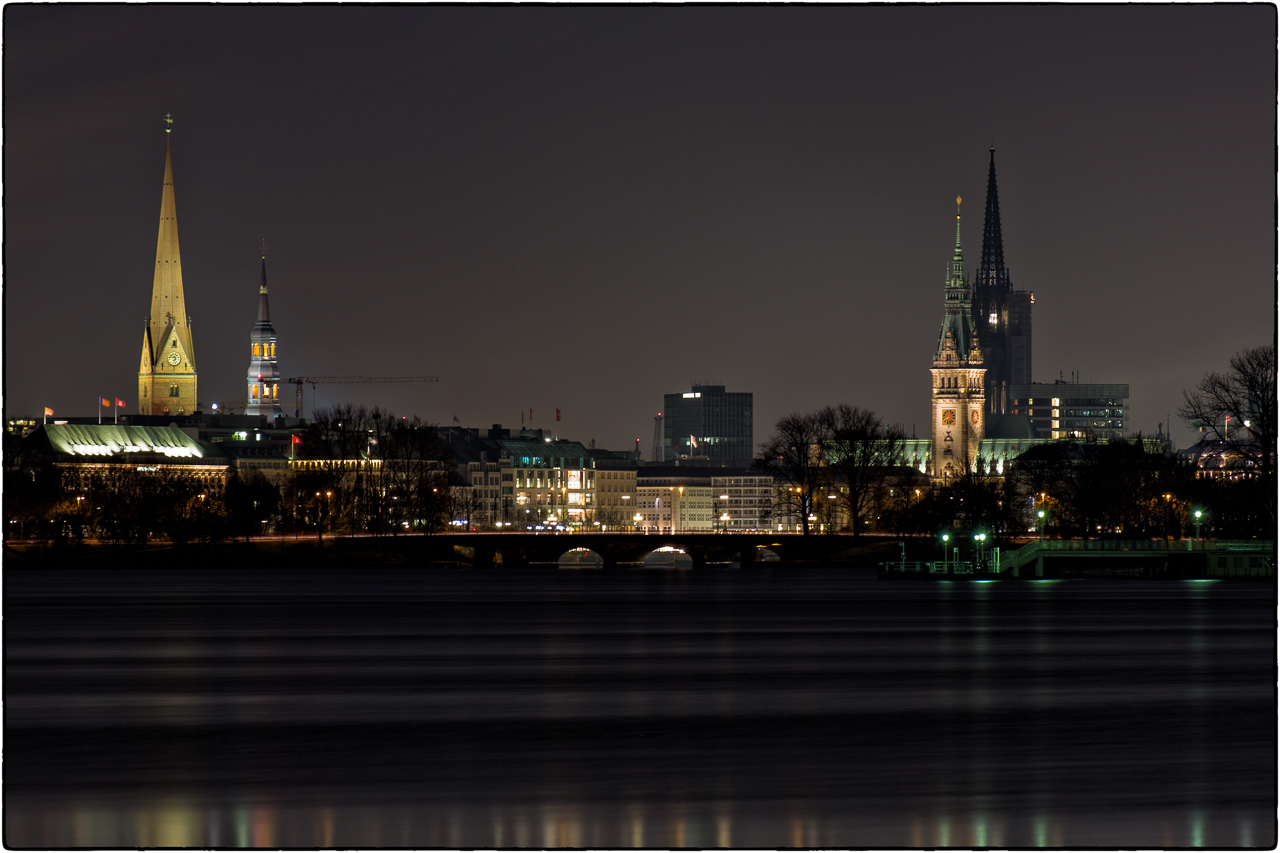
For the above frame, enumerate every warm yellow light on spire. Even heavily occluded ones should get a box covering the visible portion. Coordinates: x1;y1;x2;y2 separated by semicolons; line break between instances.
165;113;173;134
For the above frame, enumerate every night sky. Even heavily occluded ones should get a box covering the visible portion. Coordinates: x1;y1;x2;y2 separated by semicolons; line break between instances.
6;6;1274;452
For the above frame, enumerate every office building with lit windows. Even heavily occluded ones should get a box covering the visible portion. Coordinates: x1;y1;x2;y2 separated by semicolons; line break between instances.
661;383;753;466
1009;383;1129;440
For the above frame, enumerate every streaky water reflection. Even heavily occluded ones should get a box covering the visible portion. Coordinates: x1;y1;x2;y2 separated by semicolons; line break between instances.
5;566;1274;848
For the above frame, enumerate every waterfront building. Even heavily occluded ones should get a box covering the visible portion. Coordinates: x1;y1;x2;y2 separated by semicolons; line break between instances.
970;146;1033;414
1009;383;1129;440
709;470;774;530
443;426;598;528
138;122;199;416
588;450;638;529
929;199;987;480
244;254;282;418
635;484;713;532
662;383;753;466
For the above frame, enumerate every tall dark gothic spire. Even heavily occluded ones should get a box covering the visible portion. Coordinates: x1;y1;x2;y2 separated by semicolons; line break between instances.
977;146;1011;293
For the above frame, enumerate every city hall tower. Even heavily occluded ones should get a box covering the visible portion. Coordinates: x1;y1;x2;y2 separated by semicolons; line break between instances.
930;197;986;479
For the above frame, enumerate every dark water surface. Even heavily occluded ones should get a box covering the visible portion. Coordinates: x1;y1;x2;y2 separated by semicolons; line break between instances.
5;566;1274;848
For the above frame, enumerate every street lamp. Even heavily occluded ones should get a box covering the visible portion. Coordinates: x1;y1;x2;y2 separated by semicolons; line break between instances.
1194;509;1204;542
941;532;950;571
1037;509;1046;541
973;531;987;569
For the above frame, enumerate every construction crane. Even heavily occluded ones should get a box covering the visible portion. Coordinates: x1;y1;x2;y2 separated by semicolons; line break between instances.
283;376;440;418
652;412;663;463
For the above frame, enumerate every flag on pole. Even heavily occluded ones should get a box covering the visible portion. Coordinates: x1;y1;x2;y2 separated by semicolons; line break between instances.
556;408;561;422
453;415;460;424
115;398;126;408
100;397;110;406
44;407;54;416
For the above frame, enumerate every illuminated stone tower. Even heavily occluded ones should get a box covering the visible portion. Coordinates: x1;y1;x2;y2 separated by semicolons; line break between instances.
138;116;198;415
244;250;282;417
930;197;986;480
970;146;1033;413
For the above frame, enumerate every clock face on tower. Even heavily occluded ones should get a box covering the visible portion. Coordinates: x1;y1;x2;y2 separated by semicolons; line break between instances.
941;409;956;426
167;352;181;366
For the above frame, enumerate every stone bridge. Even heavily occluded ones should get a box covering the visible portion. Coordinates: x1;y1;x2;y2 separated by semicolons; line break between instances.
441;532;848;569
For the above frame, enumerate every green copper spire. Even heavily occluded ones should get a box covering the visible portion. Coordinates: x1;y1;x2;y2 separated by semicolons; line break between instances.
936;196;975;360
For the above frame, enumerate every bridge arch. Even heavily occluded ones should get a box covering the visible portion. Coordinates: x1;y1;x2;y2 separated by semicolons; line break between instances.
558;547;604;568
641;546;693;569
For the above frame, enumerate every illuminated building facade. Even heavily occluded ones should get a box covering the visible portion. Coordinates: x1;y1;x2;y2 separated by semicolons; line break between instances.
970;147;1033;414
929;198;987;479
635;484;713;532
661;384;753;465
244;255;282;417
138;123;198;415
710;471;774;530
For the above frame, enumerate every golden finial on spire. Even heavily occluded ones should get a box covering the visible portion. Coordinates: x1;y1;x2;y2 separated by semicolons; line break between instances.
261;239;266;259
165;113;173;134
956;196;962;220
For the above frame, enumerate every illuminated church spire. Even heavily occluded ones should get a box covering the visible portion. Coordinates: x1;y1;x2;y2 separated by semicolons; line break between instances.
245;244;282;418
138;114;198;415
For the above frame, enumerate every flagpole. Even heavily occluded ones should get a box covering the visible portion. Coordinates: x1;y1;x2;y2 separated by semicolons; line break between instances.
115;400;119;425
99;398;102;425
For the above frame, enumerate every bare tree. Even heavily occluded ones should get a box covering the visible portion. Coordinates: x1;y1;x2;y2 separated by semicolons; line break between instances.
822;405;906;538
754;411;828;536
1177;344;1276;527
382;417;454;534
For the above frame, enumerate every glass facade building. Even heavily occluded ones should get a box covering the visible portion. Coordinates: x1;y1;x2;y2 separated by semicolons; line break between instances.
662;384;753;465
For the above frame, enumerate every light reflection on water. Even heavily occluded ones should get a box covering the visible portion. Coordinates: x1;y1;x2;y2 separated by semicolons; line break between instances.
5;567;1274;848
11;799;1269;848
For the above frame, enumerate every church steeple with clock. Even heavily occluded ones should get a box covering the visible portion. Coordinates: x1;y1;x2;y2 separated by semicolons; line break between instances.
244;248;282;418
138;115;198;415
930;197;986;479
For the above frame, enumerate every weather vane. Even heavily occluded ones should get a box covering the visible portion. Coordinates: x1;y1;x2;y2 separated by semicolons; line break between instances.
956;195;962;219
165;113;173;133
261;239;267;259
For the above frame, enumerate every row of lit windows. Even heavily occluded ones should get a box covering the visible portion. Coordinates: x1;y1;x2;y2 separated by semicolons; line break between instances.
251;342;276;358
249;383;279;400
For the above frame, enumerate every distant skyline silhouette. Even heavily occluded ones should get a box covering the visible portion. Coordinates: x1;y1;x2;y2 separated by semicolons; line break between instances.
6;6;1273;450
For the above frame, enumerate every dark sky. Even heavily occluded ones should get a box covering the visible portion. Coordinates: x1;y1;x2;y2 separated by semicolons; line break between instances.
6;6;1274;451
